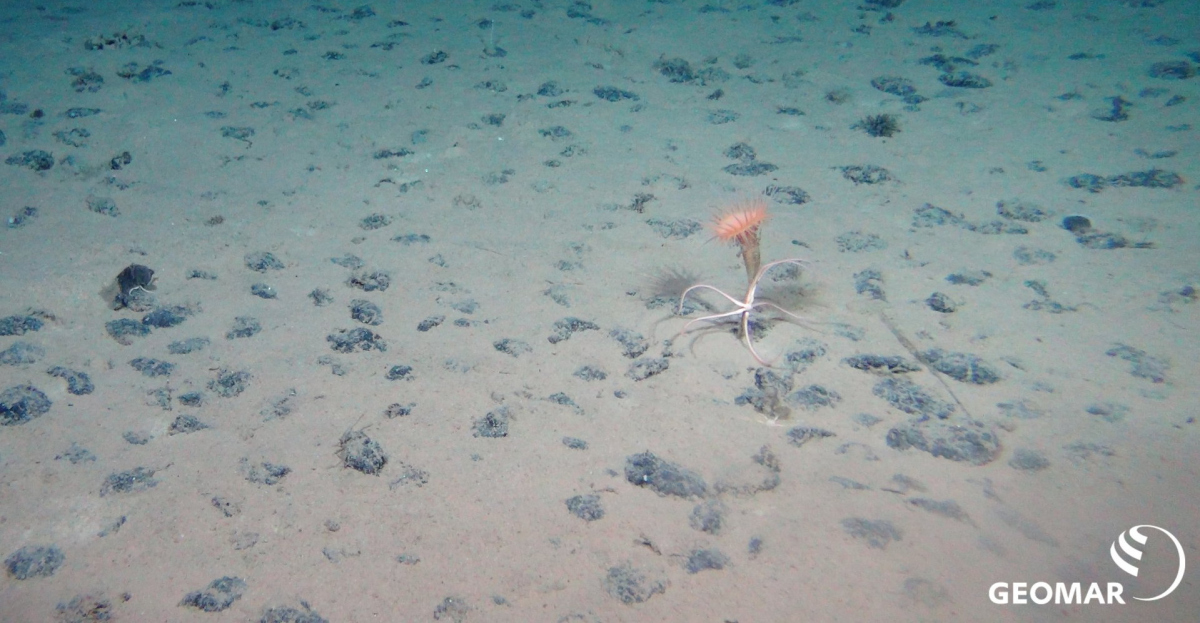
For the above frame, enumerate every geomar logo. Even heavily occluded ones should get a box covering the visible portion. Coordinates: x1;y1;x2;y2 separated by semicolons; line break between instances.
1110;524;1186;601
990;524;1186;605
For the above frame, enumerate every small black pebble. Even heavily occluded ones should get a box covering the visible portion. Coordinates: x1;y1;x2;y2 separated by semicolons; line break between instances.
562;436;588;450
926;292;957;313
386;365;413;381
417;315;445;332
4;545;65;579
565;494;605;521
385;403;413;418
47;367;94;395
473;407;510;438
1061;215;1092;234
339;430;387;475
180;576;246;613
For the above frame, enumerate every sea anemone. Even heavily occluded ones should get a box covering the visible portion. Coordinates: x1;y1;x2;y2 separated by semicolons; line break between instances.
711;198;769;283
711;198;768;244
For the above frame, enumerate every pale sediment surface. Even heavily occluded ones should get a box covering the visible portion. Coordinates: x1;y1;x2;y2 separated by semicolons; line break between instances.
0;1;1197;621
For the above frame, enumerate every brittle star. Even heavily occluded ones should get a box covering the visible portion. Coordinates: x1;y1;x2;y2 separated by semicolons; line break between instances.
677;258;812;366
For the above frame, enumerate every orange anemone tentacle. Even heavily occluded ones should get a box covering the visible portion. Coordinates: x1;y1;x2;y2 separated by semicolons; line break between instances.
711;197;769;244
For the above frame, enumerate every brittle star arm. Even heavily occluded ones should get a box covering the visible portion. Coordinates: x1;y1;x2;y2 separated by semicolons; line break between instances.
678;283;747;311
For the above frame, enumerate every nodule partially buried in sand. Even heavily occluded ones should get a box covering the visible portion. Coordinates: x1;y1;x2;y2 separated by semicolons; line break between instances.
102;263;157;311
677;197;814;366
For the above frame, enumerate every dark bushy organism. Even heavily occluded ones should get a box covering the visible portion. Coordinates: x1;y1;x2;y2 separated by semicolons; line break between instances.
853;114;900;137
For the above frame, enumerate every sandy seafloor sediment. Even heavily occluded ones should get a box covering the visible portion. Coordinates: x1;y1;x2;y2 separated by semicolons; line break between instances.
0;0;1198;621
